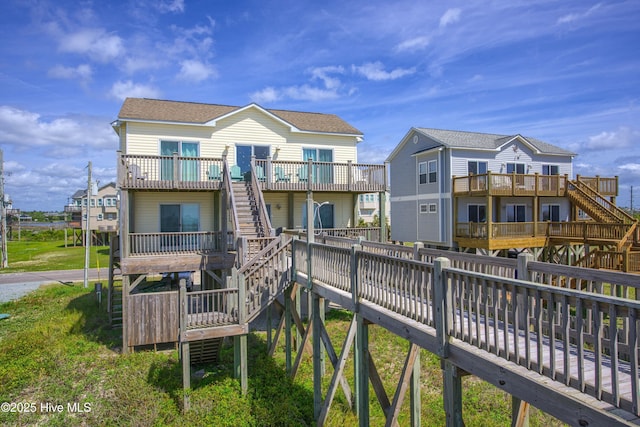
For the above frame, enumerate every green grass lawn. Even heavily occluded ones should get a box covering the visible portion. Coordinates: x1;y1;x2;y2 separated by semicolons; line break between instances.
3;239;109;273
0;284;564;426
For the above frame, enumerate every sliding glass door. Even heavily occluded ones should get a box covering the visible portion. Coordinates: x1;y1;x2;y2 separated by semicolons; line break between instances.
303;148;333;183
160;141;199;181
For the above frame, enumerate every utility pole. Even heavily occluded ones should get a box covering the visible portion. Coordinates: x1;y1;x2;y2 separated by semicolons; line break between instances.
84;161;92;288
0;150;7;268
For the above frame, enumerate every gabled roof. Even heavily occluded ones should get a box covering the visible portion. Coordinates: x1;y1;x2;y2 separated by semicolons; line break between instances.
414;128;575;155
70;182;117;199
117;98;363;136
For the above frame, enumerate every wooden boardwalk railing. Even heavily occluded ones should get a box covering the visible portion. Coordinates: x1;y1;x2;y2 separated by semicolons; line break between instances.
291;237;640;425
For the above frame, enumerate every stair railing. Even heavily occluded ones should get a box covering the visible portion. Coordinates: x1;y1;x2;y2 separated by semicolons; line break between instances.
223;158;241;248
249;156;273;237
571;179;635;223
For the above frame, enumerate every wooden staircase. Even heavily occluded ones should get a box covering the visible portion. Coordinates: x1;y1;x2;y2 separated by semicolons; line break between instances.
108;285;123;328
231;181;266;238
566;179;639;271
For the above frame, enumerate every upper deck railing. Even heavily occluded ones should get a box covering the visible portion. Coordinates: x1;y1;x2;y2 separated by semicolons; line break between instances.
453;173;617;197
118;152;387;192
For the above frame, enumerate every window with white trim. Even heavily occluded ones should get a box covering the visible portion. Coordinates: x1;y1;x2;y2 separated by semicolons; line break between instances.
428;160;437;183
420;204;428;214
429;203;437;213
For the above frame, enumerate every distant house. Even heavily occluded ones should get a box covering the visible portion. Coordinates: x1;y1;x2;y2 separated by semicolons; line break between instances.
64;182;118;245
387;128;633;264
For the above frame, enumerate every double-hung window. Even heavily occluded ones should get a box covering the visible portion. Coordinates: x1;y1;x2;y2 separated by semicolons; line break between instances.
418;160;437;184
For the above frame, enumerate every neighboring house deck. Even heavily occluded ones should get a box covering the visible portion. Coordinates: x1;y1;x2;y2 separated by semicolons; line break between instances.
387;128;639;273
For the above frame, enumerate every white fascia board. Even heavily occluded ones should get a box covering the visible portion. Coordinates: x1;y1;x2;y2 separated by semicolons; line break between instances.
495;135;543;154
204;103;298;131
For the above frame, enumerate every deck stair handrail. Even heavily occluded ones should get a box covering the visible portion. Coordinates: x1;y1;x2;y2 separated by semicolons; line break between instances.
569;179;634;224
237;233;292;322
567;179;637;251
249;158;273;238
222;159;241;244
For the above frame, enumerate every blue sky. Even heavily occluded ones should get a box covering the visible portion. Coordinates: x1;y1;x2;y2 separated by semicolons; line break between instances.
0;0;639;211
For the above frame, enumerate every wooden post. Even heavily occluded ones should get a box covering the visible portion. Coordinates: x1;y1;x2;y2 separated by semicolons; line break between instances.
179;278;190;411
413;242;424;261
312;292;323;420
410;351;421;427
172;151;179;186
284;284;293;374
434;257;451;358
235;270;248;395
121;275;130;354
511;397;530;427
234;334;247;395
351;244;369;426
378;191;387;242
516;253;533;332
355;314;369;426
443;360;464;427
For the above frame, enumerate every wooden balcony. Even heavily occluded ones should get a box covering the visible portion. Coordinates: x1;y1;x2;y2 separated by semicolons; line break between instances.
455;222;548;250
455;221;633;251
120;231;236;275
255;159;387;192
453;173;618;198
118;152;388;193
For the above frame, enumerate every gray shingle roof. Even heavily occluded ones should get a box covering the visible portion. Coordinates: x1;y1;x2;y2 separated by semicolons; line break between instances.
414;128;575;156
118;98;362;136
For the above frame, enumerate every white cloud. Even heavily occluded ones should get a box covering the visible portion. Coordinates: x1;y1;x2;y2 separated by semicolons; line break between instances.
618;163;640;175
352;62;416;81
177;60;217;82
284;85;340;101
159;0;185;13
583;126;638;151
109;80;162;101
48;64;93;82
395;36;430;53
557;3;602;25
58;28;124;63
250;87;281;104
310;66;345;90
440;8;461;28
0;106;117;160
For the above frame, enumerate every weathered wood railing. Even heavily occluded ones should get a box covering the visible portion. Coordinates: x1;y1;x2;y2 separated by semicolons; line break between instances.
442;262;639;414
119;152;387;192
184;288;239;329
293;238;640;418
248;159;272;237
238;234;292;322
128;231;225;256
255;158;387;192
118;152;224;190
